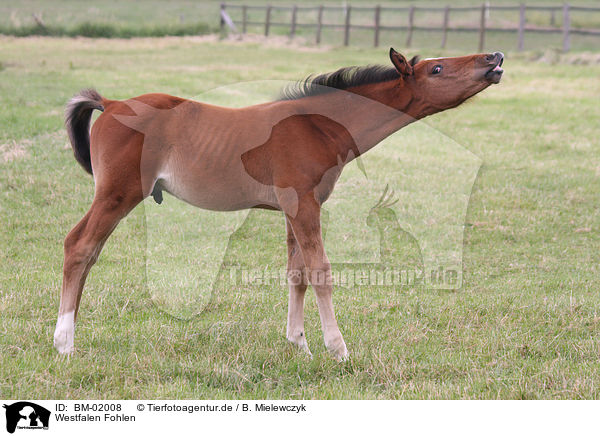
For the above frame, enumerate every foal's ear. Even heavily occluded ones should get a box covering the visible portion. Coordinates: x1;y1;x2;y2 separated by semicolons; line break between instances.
389;48;414;77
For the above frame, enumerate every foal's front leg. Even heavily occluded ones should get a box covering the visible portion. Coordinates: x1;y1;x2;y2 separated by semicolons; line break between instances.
285;218;311;356
286;194;348;361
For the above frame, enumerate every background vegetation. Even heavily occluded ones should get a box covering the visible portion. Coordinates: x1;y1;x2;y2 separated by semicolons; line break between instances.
1;0;600;50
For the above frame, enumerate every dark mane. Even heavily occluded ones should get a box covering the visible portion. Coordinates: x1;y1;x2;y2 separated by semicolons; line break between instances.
280;64;400;100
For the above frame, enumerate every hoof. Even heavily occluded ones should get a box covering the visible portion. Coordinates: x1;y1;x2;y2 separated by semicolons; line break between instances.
54;312;75;355
332;345;349;362
287;332;312;358
325;337;349;362
53;332;74;355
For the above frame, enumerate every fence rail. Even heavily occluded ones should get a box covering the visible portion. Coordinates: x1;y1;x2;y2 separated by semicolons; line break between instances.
220;3;600;52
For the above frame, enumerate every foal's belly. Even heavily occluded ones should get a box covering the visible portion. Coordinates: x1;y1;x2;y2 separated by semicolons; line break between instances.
159;155;278;212
147;106;290;212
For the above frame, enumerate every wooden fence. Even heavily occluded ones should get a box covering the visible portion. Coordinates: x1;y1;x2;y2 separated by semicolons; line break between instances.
220;3;600;52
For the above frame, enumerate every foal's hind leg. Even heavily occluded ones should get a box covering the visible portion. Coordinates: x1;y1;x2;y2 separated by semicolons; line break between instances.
54;189;141;354
285;218;311;356
286;193;348;361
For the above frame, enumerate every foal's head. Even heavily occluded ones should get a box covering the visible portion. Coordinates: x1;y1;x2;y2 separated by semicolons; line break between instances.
389;48;504;114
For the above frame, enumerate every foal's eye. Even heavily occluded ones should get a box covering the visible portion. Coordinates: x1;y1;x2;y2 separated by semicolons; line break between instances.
432;65;443;75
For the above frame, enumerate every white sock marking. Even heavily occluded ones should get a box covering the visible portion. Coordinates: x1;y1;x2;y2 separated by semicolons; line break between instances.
53;311;75;354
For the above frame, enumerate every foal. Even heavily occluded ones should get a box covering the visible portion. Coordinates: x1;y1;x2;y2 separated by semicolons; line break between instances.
55;49;504;360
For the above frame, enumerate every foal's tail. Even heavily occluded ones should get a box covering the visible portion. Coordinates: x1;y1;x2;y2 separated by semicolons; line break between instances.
65;88;105;175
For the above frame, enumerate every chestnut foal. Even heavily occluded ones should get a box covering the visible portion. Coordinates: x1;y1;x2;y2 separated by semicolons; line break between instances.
55;49;504;359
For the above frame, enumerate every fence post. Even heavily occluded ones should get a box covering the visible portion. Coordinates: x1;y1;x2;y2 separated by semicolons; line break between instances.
220;3;226;36
441;6;450;49
374;5;381;47
562;3;571;52
406;6;415;47
290;5;297;38
344;5;351;46
242;5;247;34
316;5;323;44
517;3;525;51
264;5;272;36
478;3;486;52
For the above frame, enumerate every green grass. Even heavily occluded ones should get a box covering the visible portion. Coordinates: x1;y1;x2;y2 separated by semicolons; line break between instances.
1;36;599;399
0;0;219;37
0;21;214;38
2;0;600;51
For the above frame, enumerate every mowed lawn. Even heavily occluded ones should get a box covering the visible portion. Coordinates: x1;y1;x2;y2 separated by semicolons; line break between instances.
1;36;599;399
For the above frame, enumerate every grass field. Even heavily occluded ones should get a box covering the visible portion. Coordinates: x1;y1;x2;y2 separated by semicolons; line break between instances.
4;0;600;29
2;0;600;52
1;35;600;399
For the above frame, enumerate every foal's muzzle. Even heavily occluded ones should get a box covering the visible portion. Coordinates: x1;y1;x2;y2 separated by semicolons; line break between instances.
485;51;504;83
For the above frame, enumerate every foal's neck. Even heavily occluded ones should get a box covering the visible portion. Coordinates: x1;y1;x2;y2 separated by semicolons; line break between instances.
292;79;425;161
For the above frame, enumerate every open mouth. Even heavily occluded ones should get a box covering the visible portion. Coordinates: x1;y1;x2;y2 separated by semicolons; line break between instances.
485;53;504;83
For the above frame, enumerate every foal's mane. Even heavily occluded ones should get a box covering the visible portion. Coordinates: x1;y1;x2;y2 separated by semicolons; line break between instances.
279;64;400;101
